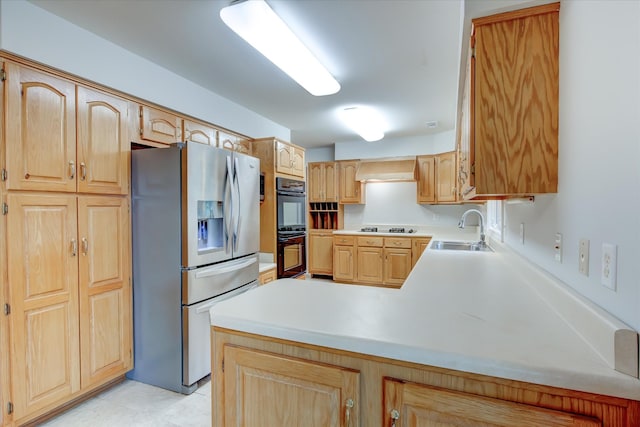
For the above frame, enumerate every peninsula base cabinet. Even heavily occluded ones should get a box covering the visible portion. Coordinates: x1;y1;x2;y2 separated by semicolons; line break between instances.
5;193;131;425
212;329;640;427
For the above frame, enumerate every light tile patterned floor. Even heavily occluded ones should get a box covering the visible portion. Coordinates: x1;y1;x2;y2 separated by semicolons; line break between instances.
40;379;211;427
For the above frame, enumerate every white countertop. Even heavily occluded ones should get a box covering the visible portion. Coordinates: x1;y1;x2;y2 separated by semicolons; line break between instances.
211;231;640;401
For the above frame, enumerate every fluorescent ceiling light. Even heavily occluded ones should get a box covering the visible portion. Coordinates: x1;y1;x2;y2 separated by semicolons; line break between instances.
340;107;385;142
220;0;340;96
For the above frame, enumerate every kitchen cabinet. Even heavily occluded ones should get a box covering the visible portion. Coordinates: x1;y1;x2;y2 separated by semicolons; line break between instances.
309;230;335;276
183;119;216;145
213;329;638;427
412;237;432;268
356;236;384;284
459;3;559;199
273;139;305;178
308;162;338;203
383;238;413;287
6;193;131;422
416;151;457;204
219;130;252;154
258;267;277;285
383;378;600;427
221;346;359;426
333;236;355;282
5;63;77;193
338;161;365;204
138;105;182;146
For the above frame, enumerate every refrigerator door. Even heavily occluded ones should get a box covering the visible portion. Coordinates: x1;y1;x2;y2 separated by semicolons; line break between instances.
185;143;233;267
231;152;260;258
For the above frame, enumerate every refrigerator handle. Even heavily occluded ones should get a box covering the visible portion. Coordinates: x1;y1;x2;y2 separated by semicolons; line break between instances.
224;156;233;254
233;156;241;251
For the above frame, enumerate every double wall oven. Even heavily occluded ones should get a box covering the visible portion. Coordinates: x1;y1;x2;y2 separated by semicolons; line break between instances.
276;177;307;278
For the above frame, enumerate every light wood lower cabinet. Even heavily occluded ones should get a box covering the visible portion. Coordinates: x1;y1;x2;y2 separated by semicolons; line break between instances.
222;346;359;426
333;236;355;282
309;230;335;275
383;248;412;286
212;329;640;427
383;378;600;427
258;268;277;285
6;193;131;423
412;238;432;268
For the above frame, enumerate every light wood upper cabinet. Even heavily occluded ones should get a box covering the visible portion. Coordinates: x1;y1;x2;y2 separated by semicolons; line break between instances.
308;162;338;203
462;3;559;199
5;63;77;193
138;105;181;146
416;156;436;203
338;161;364;204
219;131;252;154
417;152;457;204
77;87;131;195
223;346;359;426
7;193;81;420
183;119;216;146
383;378;600;427
275;139;305;178
308;230;334;275
78;196;131;389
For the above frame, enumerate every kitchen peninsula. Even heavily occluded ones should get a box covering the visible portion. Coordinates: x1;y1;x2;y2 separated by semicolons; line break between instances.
210;234;640;426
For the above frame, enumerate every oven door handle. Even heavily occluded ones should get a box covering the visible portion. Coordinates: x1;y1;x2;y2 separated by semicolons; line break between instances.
194;258;257;279
195;282;258;314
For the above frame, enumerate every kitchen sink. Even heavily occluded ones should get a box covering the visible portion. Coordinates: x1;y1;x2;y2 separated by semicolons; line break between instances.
430;240;493;252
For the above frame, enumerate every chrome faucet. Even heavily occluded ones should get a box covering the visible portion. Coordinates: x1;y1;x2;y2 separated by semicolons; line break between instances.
458;209;486;246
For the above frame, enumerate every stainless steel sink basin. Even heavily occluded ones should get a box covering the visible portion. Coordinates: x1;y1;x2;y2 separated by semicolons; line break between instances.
430;240;493;252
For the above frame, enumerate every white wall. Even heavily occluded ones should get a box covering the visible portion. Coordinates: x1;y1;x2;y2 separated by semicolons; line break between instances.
335;130;456;160
0;0;290;141
343;181;480;228
500;1;640;331
306;146;335;163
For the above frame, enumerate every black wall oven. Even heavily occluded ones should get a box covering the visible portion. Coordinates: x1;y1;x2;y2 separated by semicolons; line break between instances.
276;177;306;278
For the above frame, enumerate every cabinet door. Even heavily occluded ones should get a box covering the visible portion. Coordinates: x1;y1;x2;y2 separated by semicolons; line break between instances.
291;147;305;178
275;140;294;175
139;105;181;146
416;156;435;203
412;238;432;268
184;119;216;145
77;87;131;195
435;151;457;203
224;346;359;427
333;245;355;282
473;5;559;195
78;196;131;389
383;248;412;286
384;378;600;427
234;139;252;155
6;63;77;192
308;163;324;202
219;131;237;152
324;162;338;202
356;247;383;284
339;161;364;204
7;194;80;420
309;232;334;275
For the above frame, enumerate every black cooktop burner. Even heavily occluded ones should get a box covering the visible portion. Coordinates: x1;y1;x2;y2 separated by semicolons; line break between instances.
388;227;406;233
360;227;378;232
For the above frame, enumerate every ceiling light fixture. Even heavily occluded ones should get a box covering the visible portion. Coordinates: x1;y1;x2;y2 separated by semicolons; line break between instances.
220;0;340;96
340;107;385;142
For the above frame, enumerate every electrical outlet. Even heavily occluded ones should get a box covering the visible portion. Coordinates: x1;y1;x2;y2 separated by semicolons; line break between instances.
554;233;562;262
519;223;525;245
578;239;589;276
601;243;617;290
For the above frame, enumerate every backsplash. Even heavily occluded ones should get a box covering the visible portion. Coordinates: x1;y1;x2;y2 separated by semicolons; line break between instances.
343;181;482;228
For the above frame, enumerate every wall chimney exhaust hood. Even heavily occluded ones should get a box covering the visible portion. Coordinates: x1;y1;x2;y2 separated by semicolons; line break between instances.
354;157;417;182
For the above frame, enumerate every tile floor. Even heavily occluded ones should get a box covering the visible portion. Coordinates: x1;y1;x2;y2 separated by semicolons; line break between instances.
40;378;211;427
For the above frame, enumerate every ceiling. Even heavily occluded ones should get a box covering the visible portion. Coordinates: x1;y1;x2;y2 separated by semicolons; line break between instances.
28;0;538;149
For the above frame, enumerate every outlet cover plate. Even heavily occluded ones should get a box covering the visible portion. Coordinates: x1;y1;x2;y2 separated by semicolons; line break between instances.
601;243;617;290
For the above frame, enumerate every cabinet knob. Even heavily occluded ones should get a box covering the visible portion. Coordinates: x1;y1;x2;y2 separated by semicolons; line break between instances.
390;409;400;427
80;162;87;181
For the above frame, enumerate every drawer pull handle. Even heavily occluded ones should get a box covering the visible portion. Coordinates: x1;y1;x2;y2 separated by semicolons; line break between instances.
345;398;354;427
69;161;75;180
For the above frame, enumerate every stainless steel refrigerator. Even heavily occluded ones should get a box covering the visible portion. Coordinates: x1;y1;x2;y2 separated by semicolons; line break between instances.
128;142;260;394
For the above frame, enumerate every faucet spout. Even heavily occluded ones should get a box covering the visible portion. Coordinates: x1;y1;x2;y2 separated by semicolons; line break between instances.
459;209;486;245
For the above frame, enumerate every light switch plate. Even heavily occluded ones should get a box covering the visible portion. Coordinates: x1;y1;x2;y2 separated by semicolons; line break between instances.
554;233;562;263
578;239;589;276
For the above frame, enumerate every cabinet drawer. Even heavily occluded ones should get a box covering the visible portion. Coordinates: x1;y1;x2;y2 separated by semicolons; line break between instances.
357;236;383;247
333;235;355;246
384;237;411;248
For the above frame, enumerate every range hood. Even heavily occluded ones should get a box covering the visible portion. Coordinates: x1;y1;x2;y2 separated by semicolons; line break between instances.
354;157;417;182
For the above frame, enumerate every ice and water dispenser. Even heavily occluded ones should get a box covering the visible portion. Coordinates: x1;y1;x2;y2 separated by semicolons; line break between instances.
197;200;224;252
